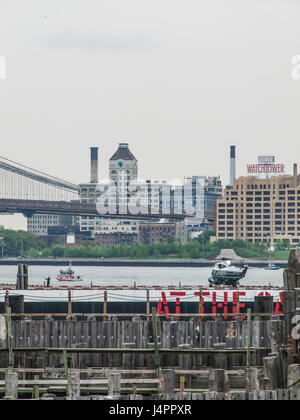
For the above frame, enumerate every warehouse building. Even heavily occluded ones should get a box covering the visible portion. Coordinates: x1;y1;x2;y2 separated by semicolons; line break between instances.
215;163;300;246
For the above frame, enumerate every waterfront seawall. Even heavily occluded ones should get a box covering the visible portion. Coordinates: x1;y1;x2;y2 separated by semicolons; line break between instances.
0;258;288;268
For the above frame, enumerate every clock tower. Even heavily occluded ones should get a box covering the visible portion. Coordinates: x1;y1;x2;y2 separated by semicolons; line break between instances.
109;143;138;211
109;143;138;184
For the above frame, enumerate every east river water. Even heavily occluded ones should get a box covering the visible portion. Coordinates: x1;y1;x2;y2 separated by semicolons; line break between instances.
0;265;284;288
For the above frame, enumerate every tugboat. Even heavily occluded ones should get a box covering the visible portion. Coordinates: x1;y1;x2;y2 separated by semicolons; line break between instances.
208;259;248;287
55;264;83;282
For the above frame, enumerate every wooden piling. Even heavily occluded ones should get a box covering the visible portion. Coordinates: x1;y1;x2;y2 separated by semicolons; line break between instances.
67;372;81;400
180;376;185;393
7;308;13;371
146;290;150;317
104;291;108;321
254;296;273;320
5;371;18;400
33;375;39;400
4;291;9;313
152;308;160;377
16;264;28;290
8;295;24;318
263;355;280;389
68;290;72;315
122;343;136;369
213;343;227;369
236;291;240;316
208;369;229;393
108;373;121;396
245;367;260;392
270;316;283;354
161;369;175;394
287;364;300;390
247;309;252;367
199;292;203;322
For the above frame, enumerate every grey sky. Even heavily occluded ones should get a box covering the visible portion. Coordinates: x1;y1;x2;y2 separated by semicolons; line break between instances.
0;0;300;229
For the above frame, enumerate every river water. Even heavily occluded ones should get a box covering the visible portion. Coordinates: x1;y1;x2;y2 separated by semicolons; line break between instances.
0;265;284;288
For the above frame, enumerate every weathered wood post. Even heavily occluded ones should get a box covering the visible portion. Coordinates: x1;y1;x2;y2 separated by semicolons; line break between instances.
213;343;227;369
4;290;9;313
246;308;252;367
16;264;23;290
180;376;185;393
122;342;136;370
208;369;230;393
282;250;300;347
236;291;240;316
254;296;273;320
23;264;28;290
287;364;300;390
245;367;260;392
33;375;40;400
280;249;300;397
16;264;28;290
108;373;121;397
270;316;283;354
278;347;292;389
198;292;203;322
146;290;150;318
263;354;280;389
4;372;18;400
67;372;81;400
161;369;175;395
103;291;108;321
68;289;72;315
0;314;6;349
268;315;285;389
152;308;161;377
178;343;191;370
8;295;24;318
7;307;13;371
295;307;300;356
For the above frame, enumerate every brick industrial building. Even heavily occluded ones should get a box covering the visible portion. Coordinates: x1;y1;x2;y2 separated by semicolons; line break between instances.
215;163;300;246
138;221;187;245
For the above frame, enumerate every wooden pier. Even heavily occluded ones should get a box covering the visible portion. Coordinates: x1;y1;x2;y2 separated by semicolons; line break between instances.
0;251;299;400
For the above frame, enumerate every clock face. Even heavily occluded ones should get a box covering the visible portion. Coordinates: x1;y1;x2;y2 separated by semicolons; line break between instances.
117;160;125;169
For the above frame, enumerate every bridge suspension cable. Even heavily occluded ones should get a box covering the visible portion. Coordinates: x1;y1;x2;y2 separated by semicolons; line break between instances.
0;155;79;192
0;155;79;202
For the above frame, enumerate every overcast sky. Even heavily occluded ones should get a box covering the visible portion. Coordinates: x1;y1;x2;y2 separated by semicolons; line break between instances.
0;0;300;229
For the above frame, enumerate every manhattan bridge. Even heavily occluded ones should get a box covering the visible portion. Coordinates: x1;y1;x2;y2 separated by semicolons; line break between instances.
0;155;185;221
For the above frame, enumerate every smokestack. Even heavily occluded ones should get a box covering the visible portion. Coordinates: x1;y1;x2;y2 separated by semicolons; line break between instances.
90;147;99;184
293;163;298;177
230;145;236;186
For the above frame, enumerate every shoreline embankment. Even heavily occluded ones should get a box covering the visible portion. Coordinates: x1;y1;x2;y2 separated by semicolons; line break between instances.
0;257;288;268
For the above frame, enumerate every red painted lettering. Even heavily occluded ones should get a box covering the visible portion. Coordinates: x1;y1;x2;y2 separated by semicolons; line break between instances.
233;292;246;319
170;292;186;319
161;292;170;319
217;292;228;319
212;292;217;319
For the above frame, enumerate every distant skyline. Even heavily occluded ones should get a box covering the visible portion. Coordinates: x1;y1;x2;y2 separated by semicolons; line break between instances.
0;0;300;229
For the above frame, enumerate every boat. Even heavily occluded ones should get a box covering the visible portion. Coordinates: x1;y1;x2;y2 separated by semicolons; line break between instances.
264;262;280;271
55;265;84;282
208;259;248;287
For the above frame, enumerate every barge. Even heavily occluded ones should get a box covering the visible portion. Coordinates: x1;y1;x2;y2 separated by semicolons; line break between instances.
0;286;284;318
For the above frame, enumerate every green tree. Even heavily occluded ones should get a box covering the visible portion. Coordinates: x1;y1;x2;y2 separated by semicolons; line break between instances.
0;228;45;257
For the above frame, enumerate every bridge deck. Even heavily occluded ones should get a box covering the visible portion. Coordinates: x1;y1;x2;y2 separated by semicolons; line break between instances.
0;198;186;220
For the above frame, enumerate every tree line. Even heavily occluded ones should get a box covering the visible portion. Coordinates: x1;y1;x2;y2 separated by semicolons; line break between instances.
0;227;274;259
